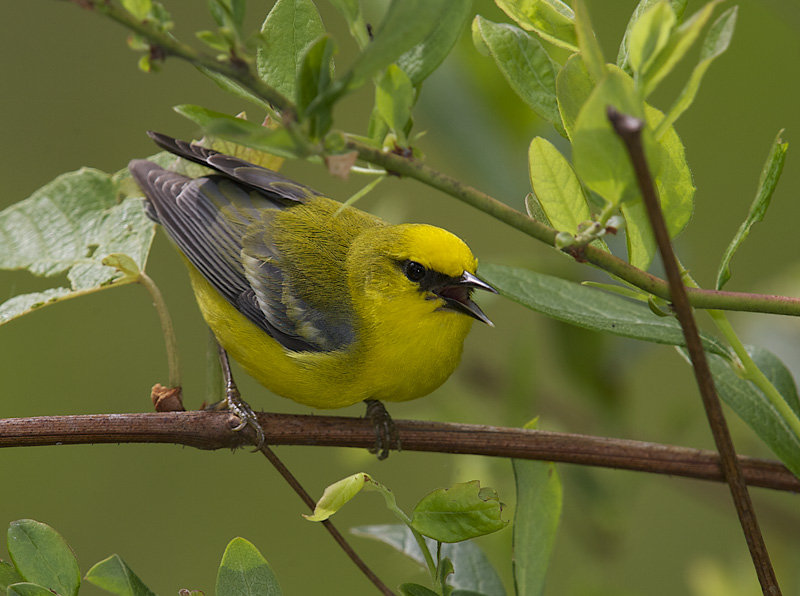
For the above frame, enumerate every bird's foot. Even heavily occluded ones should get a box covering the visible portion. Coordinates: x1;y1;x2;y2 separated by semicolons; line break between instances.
364;399;401;460
210;342;266;450
206;384;266;450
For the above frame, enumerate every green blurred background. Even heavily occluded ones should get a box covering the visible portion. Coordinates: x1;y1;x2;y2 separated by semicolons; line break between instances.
2;1;800;594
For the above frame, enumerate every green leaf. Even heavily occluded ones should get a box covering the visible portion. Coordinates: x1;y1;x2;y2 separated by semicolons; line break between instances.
582;281;649;302
207;0;245;29
174;105;301;159
443;544;505;596
197;67;273;111
639;1;720;97
629;103;694;270
617;0;689;74
351;524;424;563
0;168;153;325
296;34;337;137
716;129;786;290
680;347;800;479
257;0;326;102
410;481;508;543
304;473;379;522
6;583;55;596
397;2;473;87
102;253;141;279
749;345;800;418
555;54;594;140
438;558;455;595
376;64;415;146
328;0;369;49
173;103;245;128
571;67;645;208
216;538;282;596
345;0;450;92
528;137;591;235
478;263;730;356
648;106;695;224
0;288;73;326
573;0;606;83
626;1;675;79
351;525;506;596
471;17;563;132
656;6;737;137
85;555;156;596
512;455;561;596
524;193;551;226
620;199;656;270
399;584;440;596
196;29;231;53
571;67;694;269
7;520;80;596
0;560;24;592
495;0;577;51
122;0;152;21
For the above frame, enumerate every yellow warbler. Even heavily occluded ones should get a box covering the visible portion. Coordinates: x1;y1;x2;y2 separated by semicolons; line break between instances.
129;133;494;455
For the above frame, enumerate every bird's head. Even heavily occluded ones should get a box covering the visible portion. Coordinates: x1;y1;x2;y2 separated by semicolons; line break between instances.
349;224;496;328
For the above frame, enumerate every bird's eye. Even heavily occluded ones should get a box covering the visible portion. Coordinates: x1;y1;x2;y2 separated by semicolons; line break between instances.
403;260;427;282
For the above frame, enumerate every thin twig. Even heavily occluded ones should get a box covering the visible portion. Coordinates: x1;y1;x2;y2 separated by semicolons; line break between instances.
1;413;798;492
255;441;396;596
80;0;295;118
608;107;781;596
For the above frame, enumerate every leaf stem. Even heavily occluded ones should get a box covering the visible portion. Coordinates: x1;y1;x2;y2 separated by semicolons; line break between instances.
681;265;800;437
137;271;181;388
677;263;800;451
379;492;439;588
708;309;800;437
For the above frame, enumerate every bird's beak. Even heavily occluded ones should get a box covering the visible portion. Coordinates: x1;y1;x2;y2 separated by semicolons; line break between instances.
434;271;497;327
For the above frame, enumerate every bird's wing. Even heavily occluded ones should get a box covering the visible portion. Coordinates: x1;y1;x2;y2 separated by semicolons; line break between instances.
240;205;362;353
130;140;365;353
146;131;319;205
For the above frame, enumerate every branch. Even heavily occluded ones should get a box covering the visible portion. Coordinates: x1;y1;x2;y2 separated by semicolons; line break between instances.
608;108;781;596
2;412;798;492
343;136;800;317
79;0;295;119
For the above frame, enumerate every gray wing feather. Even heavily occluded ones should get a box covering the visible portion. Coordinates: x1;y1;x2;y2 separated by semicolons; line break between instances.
129;134;355;353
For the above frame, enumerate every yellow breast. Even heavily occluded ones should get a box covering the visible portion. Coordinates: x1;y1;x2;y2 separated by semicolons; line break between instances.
189;264;474;409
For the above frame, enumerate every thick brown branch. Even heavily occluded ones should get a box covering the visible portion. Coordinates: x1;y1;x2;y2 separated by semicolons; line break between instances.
1;412;798;492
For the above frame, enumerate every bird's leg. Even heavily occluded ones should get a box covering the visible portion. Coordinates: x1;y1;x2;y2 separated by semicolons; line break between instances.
206;343;266;449
364;399;401;460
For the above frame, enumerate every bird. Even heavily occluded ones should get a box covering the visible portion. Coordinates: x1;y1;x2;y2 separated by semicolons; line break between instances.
129;132;496;457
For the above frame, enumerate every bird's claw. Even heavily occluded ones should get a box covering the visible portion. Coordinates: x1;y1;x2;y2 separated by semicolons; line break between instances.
227;387;266;450
206;385;266;450
208;343;266;450
364;399;401;460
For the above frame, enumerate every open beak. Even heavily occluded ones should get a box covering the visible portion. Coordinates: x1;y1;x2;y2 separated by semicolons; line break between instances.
434;271;497;326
